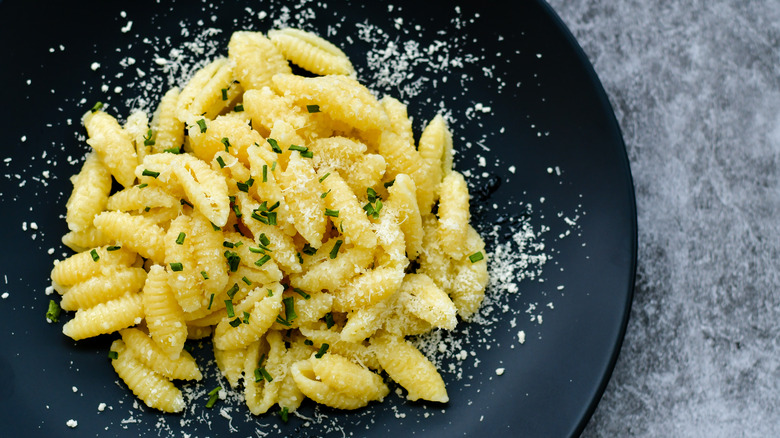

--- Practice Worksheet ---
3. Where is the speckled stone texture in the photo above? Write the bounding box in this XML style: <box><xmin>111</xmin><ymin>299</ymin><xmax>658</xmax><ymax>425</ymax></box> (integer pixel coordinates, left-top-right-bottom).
<box><xmin>545</xmin><ymin>0</ymin><xmax>780</xmax><ymax>436</ymax></box>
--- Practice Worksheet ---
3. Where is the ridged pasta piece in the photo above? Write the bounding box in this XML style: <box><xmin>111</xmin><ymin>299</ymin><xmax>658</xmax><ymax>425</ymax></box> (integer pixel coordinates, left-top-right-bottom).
<box><xmin>437</xmin><ymin>171</ymin><xmax>470</xmax><ymax>259</ymax></box>
<box><xmin>371</xmin><ymin>331</ymin><xmax>448</xmax><ymax>402</ymax></box>
<box><xmin>109</xmin><ymin>339</ymin><xmax>185</xmax><ymax>413</ymax></box>
<box><xmin>309</xmin><ymin>136</ymin><xmax>386</xmax><ymax>194</ymax></box>
<box><xmin>188</xmin><ymin>112</ymin><xmax>263</xmax><ymax>166</ymax></box>
<box><xmin>107</xmin><ymin>185</ymin><xmax>179</xmax><ymax>212</ymax></box>
<box><xmin>93</xmin><ymin>211</ymin><xmax>166</xmax><ymax>263</ymax></box>
<box><xmin>61</xmin><ymin>227</ymin><xmax>110</xmax><ymax>252</ymax></box>
<box><xmin>65</xmin><ymin>152</ymin><xmax>112</xmax><ymax>232</ymax></box>
<box><xmin>270</xmin><ymin>290</ymin><xmax>332</xmax><ymax>330</ymax></box>
<box><xmin>150</xmin><ymin>88</ymin><xmax>185</xmax><ymax>154</ymax></box>
<box><xmin>277</xmin><ymin>151</ymin><xmax>327</xmax><ymax>247</ymax></box>
<box><xmin>387</xmin><ymin>173</ymin><xmax>424</xmax><ymax>259</ymax></box>
<box><xmin>176</xmin><ymin>58</ymin><xmax>232</xmax><ymax>123</ymax></box>
<box><xmin>120</xmin><ymin>327</ymin><xmax>202</xmax><ymax>380</ymax></box>
<box><xmin>331</xmin><ymin>266</ymin><xmax>404</xmax><ymax>312</ymax></box>
<box><xmin>214</xmin><ymin>345</ymin><xmax>249</xmax><ymax>389</ymax></box>
<box><xmin>213</xmin><ymin>283</ymin><xmax>284</xmax><ymax>350</ymax></box>
<box><xmin>83</xmin><ymin>110</ymin><xmax>138</xmax><ymax>188</ymax></box>
<box><xmin>62</xmin><ymin>292</ymin><xmax>143</xmax><ymax>340</ymax></box>
<box><xmin>60</xmin><ymin>267</ymin><xmax>146</xmax><ymax>311</ymax></box>
<box><xmin>244</xmin><ymin>330</ymin><xmax>285</xmax><ymax>415</ymax></box>
<box><xmin>164</xmin><ymin>215</ymin><xmax>205</xmax><ymax>312</ymax></box>
<box><xmin>243</xmin><ymin>87</ymin><xmax>309</xmax><ymax>136</ymax></box>
<box><xmin>311</xmin><ymin>352</ymin><xmax>388</xmax><ymax>401</ymax></box>
<box><xmin>418</xmin><ymin>214</ymin><xmax>452</xmax><ymax>291</ymax></box>
<box><xmin>268</xmin><ymin>28</ymin><xmax>355</xmax><ymax>76</ymax></box>
<box><xmin>272</xmin><ymin>74</ymin><xmax>389</xmax><ymax>132</ymax></box>
<box><xmin>291</xmin><ymin>354</ymin><xmax>387</xmax><ymax>410</ymax></box>
<box><xmin>381</xmin><ymin>293</ymin><xmax>433</xmax><ymax>337</ymax></box>
<box><xmin>340</xmin><ymin>299</ymin><xmax>390</xmax><ymax>343</ymax></box>
<box><xmin>234</xmin><ymin>192</ymin><xmax>301</xmax><ymax>274</ymax></box>
<box><xmin>291</xmin><ymin>239</ymin><xmax>374</xmax><ymax>292</ymax></box>
<box><xmin>372</xmin><ymin>204</ymin><xmax>408</xmax><ymax>267</ymax></box>
<box><xmin>125</xmin><ymin>110</ymin><xmax>151</xmax><ymax>163</ymax></box>
<box><xmin>380</xmin><ymin>96</ymin><xmax>415</xmax><ymax>150</ymax></box>
<box><xmin>189</xmin><ymin>210</ymin><xmax>230</xmax><ymax>299</ymax></box>
<box><xmin>229</xmin><ymin>31</ymin><xmax>291</xmax><ymax>91</ymax></box>
<box><xmin>299</xmin><ymin>324</ymin><xmax>381</xmax><ymax>370</ymax></box>
<box><xmin>51</xmin><ymin>246</ymin><xmax>137</xmax><ymax>287</ymax></box>
<box><xmin>398</xmin><ymin>273</ymin><xmax>457</xmax><ymax>330</ymax></box>
<box><xmin>143</xmin><ymin>265</ymin><xmax>188</xmax><ymax>358</ymax></box>
<box><xmin>319</xmin><ymin>170</ymin><xmax>378</xmax><ymax>250</ymax></box>
<box><xmin>417</xmin><ymin>114</ymin><xmax>452</xmax><ymax>186</ymax></box>
<box><xmin>447</xmin><ymin>225</ymin><xmax>489</xmax><ymax>320</ymax></box>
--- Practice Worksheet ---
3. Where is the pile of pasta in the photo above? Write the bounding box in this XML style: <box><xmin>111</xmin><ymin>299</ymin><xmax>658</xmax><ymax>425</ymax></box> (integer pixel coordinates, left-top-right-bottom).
<box><xmin>50</xmin><ymin>28</ymin><xmax>488</xmax><ymax>416</ymax></box>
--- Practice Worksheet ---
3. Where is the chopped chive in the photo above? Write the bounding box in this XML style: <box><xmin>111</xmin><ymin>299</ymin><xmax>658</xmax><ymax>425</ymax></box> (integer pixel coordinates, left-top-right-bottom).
<box><xmin>201</xmin><ymin>271</ymin><xmax>210</xmax><ymax>280</ymax></box>
<box><xmin>367</xmin><ymin>187</ymin><xmax>379</xmax><ymax>203</ymax></box>
<box><xmin>242</xmin><ymin>276</ymin><xmax>252</xmax><ymax>285</ymax></box>
<box><xmin>329</xmin><ymin>240</ymin><xmax>343</xmax><ymax>259</ymax></box>
<box><xmin>254</xmin><ymin>368</ymin><xmax>263</xmax><ymax>382</ymax></box>
<box><xmin>213</xmin><ymin>155</ymin><xmax>225</xmax><ymax>168</ymax></box>
<box><xmin>363</xmin><ymin>202</ymin><xmax>376</xmax><ymax>217</ymax></box>
<box><xmin>469</xmin><ymin>251</ymin><xmax>485</xmax><ymax>263</ymax></box>
<box><xmin>258</xmin><ymin>233</ymin><xmax>271</xmax><ymax>247</ymax></box>
<box><xmin>46</xmin><ymin>299</ymin><xmax>61</xmax><ymax>322</ymax></box>
<box><xmin>232</xmin><ymin>203</ymin><xmax>242</xmax><ymax>218</ymax></box>
<box><xmin>108</xmin><ymin>350</ymin><xmax>119</xmax><ymax>360</ymax></box>
<box><xmin>321</xmin><ymin>189</ymin><xmax>331</xmax><ymax>199</ymax></box>
<box><xmin>261</xmin><ymin>368</ymin><xmax>273</xmax><ymax>382</ymax></box>
<box><xmin>221</xmin><ymin>88</ymin><xmax>228</xmax><ymax>101</ymax></box>
<box><xmin>256</xmin><ymin>201</ymin><xmax>269</xmax><ymax>212</ymax></box>
<box><xmin>306</xmin><ymin>104</ymin><xmax>320</xmax><ymax>113</ymax></box>
<box><xmin>302</xmin><ymin>244</ymin><xmax>317</xmax><ymax>256</ymax></box>
<box><xmin>275</xmin><ymin>315</ymin><xmax>292</xmax><ymax>327</ymax></box>
<box><xmin>248</xmin><ymin>246</ymin><xmax>264</xmax><ymax>254</ymax></box>
<box><xmin>234</xmin><ymin>104</ymin><xmax>244</xmax><ymax>112</ymax></box>
<box><xmin>297</xmin><ymin>252</ymin><xmax>303</xmax><ymax>264</ymax></box>
<box><xmin>383</xmin><ymin>179</ymin><xmax>395</xmax><ymax>188</ymax></box>
<box><xmin>205</xmin><ymin>387</ymin><xmax>221</xmax><ymax>408</ymax></box>
<box><xmin>251</xmin><ymin>212</ymin><xmax>268</xmax><ymax>224</ymax></box>
<box><xmin>324</xmin><ymin>208</ymin><xmax>339</xmax><ymax>218</ymax></box>
<box><xmin>229</xmin><ymin>317</ymin><xmax>242</xmax><ymax>327</ymax></box>
<box><xmin>142</xmin><ymin>169</ymin><xmax>160</xmax><ymax>178</ymax></box>
<box><xmin>181</xmin><ymin>199</ymin><xmax>194</xmax><ymax>208</ymax></box>
<box><xmin>293</xmin><ymin>288</ymin><xmax>310</xmax><ymax>300</ymax></box>
<box><xmin>143</xmin><ymin>129</ymin><xmax>155</xmax><ymax>146</ymax></box>
<box><xmin>267</xmin><ymin>138</ymin><xmax>282</xmax><ymax>153</ymax></box>
<box><xmin>243</xmin><ymin>311</ymin><xmax>250</xmax><ymax>324</ymax></box>
<box><xmin>301</xmin><ymin>150</ymin><xmax>313</xmax><ymax>159</ymax></box>
<box><xmin>196</xmin><ymin>119</ymin><xmax>207</xmax><ymax>133</ymax></box>
<box><xmin>90</xmin><ymin>249</ymin><xmax>100</xmax><ymax>262</ymax></box>
<box><xmin>288</xmin><ymin>144</ymin><xmax>307</xmax><ymax>152</ymax></box>
<box><xmin>106</xmin><ymin>245</ymin><xmax>121</xmax><ymax>251</ymax></box>
<box><xmin>304</xmin><ymin>339</ymin><xmax>314</xmax><ymax>346</ymax></box>
<box><xmin>267</xmin><ymin>288</ymin><xmax>274</xmax><ymax>297</ymax></box>
<box><xmin>144</xmin><ymin>206</ymin><xmax>151</xmax><ymax>212</ymax></box>
<box><xmin>211</xmin><ymin>222</ymin><xmax>221</xmax><ymax>231</ymax></box>
<box><xmin>266</xmin><ymin>211</ymin><xmax>278</xmax><ymax>226</ymax></box>
<box><xmin>221</xmin><ymin>137</ymin><xmax>231</xmax><ymax>152</ymax></box>
<box><xmin>175</xmin><ymin>232</ymin><xmax>186</xmax><ymax>245</ymax></box>
<box><xmin>271</xmin><ymin>161</ymin><xmax>277</xmax><ymax>171</ymax></box>
<box><xmin>207</xmin><ymin>293</ymin><xmax>215</xmax><ymax>309</ymax></box>
<box><xmin>137</xmin><ymin>183</ymin><xmax>148</xmax><ymax>189</ymax></box>
<box><xmin>324</xmin><ymin>312</ymin><xmax>334</xmax><ymax>329</ymax></box>
<box><xmin>318</xmin><ymin>172</ymin><xmax>330</xmax><ymax>183</ymax></box>
<box><xmin>225</xmin><ymin>300</ymin><xmax>235</xmax><ymax>318</ymax></box>
<box><xmin>223</xmin><ymin>241</ymin><xmax>234</xmax><ymax>248</ymax></box>
<box><xmin>170</xmin><ymin>262</ymin><xmax>183</xmax><ymax>272</ymax></box>
<box><xmin>280</xmin><ymin>406</ymin><xmax>289</xmax><ymax>422</ymax></box>
<box><xmin>374</xmin><ymin>199</ymin><xmax>383</xmax><ymax>215</ymax></box>
<box><xmin>234</xmin><ymin>241</ymin><xmax>243</xmax><ymax>247</ymax></box>
<box><xmin>164</xmin><ymin>146</ymin><xmax>181</xmax><ymax>154</ymax></box>
<box><xmin>224</xmin><ymin>251</ymin><xmax>241</xmax><ymax>271</ymax></box>
<box><xmin>268</xmin><ymin>201</ymin><xmax>280</xmax><ymax>211</ymax></box>
<box><xmin>226</xmin><ymin>283</ymin><xmax>239</xmax><ymax>299</ymax></box>
<box><xmin>237</xmin><ymin>181</ymin><xmax>249</xmax><ymax>192</ymax></box>
<box><xmin>90</xmin><ymin>101</ymin><xmax>104</xmax><ymax>113</ymax></box>
<box><xmin>282</xmin><ymin>296</ymin><xmax>297</xmax><ymax>323</ymax></box>
<box><xmin>255</xmin><ymin>254</ymin><xmax>271</xmax><ymax>267</ymax></box>
<box><xmin>262</xmin><ymin>164</ymin><xmax>268</xmax><ymax>182</ymax></box>
<box><xmin>314</xmin><ymin>343</ymin><xmax>329</xmax><ymax>359</ymax></box>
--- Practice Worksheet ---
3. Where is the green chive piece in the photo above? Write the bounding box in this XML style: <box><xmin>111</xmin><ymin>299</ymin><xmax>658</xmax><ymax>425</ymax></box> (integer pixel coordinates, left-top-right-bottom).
<box><xmin>221</xmin><ymin>137</ymin><xmax>231</xmax><ymax>152</ymax></box>
<box><xmin>201</xmin><ymin>271</ymin><xmax>210</xmax><ymax>280</ymax></box>
<box><xmin>108</xmin><ymin>350</ymin><xmax>119</xmax><ymax>360</ymax></box>
<box><xmin>216</xmin><ymin>156</ymin><xmax>226</xmax><ymax>168</ymax></box>
<box><xmin>142</xmin><ymin>169</ymin><xmax>160</xmax><ymax>178</ymax></box>
<box><xmin>321</xmin><ymin>189</ymin><xmax>331</xmax><ymax>199</ymax></box>
<box><xmin>262</xmin><ymin>368</ymin><xmax>273</xmax><ymax>382</ymax></box>
<box><xmin>306</xmin><ymin>104</ymin><xmax>320</xmax><ymax>113</ymax></box>
<box><xmin>207</xmin><ymin>293</ymin><xmax>215</xmax><ymax>309</ymax></box>
<box><xmin>383</xmin><ymin>179</ymin><xmax>395</xmax><ymax>188</ymax></box>
<box><xmin>267</xmin><ymin>288</ymin><xmax>274</xmax><ymax>297</ymax></box>
<box><xmin>315</xmin><ymin>343</ymin><xmax>329</xmax><ymax>359</ymax></box>
<box><xmin>283</xmin><ymin>296</ymin><xmax>297</xmax><ymax>322</ymax></box>
<box><xmin>318</xmin><ymin>172</ymin><xmax>330</xmax><ymax>183</ymax></box>
<box><xmin>175</xmin><ymin>232</ymin><xmax>186</xmax><ymax>245</ymax></box>
<box><xmin>234</xmin><ymin>104</ymin><xmax>244</xmax><ymax>112</ymax></box>
<box><xmin>170</xmin><ymin>262</ymin><xmax>183</xmax><ymax>272</ymax></box>
<box><xmin>137</xmin><ymin>183</ymin><xmax>148</xmax><ymax>189</ymax></box>
<box><xmin>196</xmin><ymin>119</ymin><xmax>207</xmax><ymax>133</ymax></box>
<box><xmin>90</xmin><ymin>249</ymin><xmax>100</xmax><ymax>262</ymax></box>
<box><xmin>293</xmin><ymin>288</ymin><xmax>310</xmax><ymax>300</ymax></box>
<box><xmin>46</xmin><ymin>299</ymin><xmax>61</xmax><ymax>322</ymax></box>
<box><xmin>143</xmin><ymin>129</ymin><xmax>155</xmax><ymax>146</ymax></box>
<box><xmin>288</xmin><ymin>144</ymin><xmax>307</xmax><ymax>152</ymax></box>
<box><xmin>211</xmin><ymin>222</ymin><xmax>221</xmax><ymax>231</ymax></box>
<box><xmin>304</xmin><ymin>339</ymin><xmax>314</xmax><ymax>346</ymax></box>
<box><xmin>254</xmin><ymin>368</ymin><xmax>263</xmax><ymax>382</ymax></box>
<box><xmin>205</xmin><ymin>387</ymin><xmax>221</xmax><ymax>408</ymax></box>
<box><xmin>90</xmin><ymin>101</ymin><xmax>104</xmax><ymax>113</ymax></box>
<box><xmin>232</xmin><ymin>204</ymin><xmax>242</xmax><ymax>218</ymax></box>
<box><xmin>329</xmin><ymin>240</ymin><xmax>343</xmax><ymax>259</ymax></box>
<box><xmin>243</xmin><ymin>311</ymin><xmax>250</xmax><ymax>324</ymax></box>
<box><xmin>221</xmin><ymin>88</ymin><xmax>228</xmax><ymax>101</ymax></box>
<box><xmin>225</xmin><ymin>300</ymin><xmax>235</xmax><ymax>318</ymax></box>
<box><xmin>255</xmin><ymin>254</ymin><xmax>271</xmax><ymax>267</ymax></box>
<box><xmin>469</xmin><ymin>251</ymin><xmax>485</xmax><ymax>263</ymax></box>
<box><xmin>367</xmin><ymin>187</ymin><xmax>379</xmax><ymax>202</ymax></box>
<box><xmin>259</xmin><ymin>233</ymin><xmax>271</xmax><ymax>247</ymax></box>
<box><xmin>267</xmin><ymin>138</ymin><xmax>282</xmax><ymax>153</ymax></box>
<box><xmin>107</xmin><ymin>245</ymin><xmax>121</xmax><ymax>251</ymax></box>
<box><xmin>302</xmin><ymin>244</ymin><xmax>317</xmax><ymax>256</ymax></box>
<box><xmin>324</xmin><ymin>208</ymin><xmax>339</xmax><ymax>218</ymax></box>
<box><xmin>324</xmin><ymin>312</ymin><xmax>334</xmax><ymax>329</ymax></box>
<box><xmin>229</xmin><ymin>317</ymin><xmax>242</xmax><ymax>327</ymax></box>
<box><xmin>241</xmin><ymin>276</ymin><xmax>252</xmax><ymax>286</ymax></box>
<box><xmin>164</xmin><ymin>146</ymin><xmax>181</xmax><ymax>154</ymax></box>
<box><xmin>271</xmin><ymin>161</ymin><xmax>277</xmax><ymax>171</ymax></box>
<box><xmin>181</xmin><ymin>199</ymin><xmax>194</xmax><ymax>208</ymax></box>
<box><xmin>301</xmin><ymin>150</ymin><xmax>313</xmax><ymax>158</ymax></box>
<box><xmin>224</xmin><ymin>251</ymin><xmax>240</xmax><ymax>271</ymax></box>
<box><xmin>262</xmin><ymin>164</ymin><xmax>268</xmax><ymax>182</ymax></box>
<box><xmin>280</xmin><ymin>407</ymin><xmax>289</xmax><ymax>422</ymax></box>
<box><xmin>226</xmin><ymin>283</ymin><xmax>239</xmax><ymax>299</ymax></box>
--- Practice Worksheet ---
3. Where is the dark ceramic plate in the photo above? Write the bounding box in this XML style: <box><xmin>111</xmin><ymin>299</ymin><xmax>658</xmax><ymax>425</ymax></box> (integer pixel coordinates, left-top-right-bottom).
<box><xmin>0</xmin><ymin>1</ymin><xmax>636</xmax><ymax>437</ymax></box>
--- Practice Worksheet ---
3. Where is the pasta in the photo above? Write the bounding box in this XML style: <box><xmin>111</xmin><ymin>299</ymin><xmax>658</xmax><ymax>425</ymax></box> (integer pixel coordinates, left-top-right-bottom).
<box><xmin>49</xmin><ymin>27</ymin><xmax>490</xmax><ymax>418</ymax></box>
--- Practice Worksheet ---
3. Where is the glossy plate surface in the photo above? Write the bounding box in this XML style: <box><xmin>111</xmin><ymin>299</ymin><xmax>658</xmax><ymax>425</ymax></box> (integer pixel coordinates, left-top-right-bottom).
<box><xmin>0</xmin><ymin>1</ymin><xmax>636</xmax><ymax>437</ymax></box>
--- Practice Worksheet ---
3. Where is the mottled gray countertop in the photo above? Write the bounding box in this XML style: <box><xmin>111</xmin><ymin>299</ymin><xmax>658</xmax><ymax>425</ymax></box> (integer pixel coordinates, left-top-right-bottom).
<box><xmin>544</xmin><ymin>0</ymin><xmax>780</xmax><ymax>436</ymax></box>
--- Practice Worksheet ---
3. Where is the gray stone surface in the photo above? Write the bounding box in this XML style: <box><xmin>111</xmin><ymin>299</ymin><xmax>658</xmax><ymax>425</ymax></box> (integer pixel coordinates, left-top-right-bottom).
<box><xmin>545</xmin><ymin>0</ymin><xmax>780</xmax><ymax>436</ymax></box>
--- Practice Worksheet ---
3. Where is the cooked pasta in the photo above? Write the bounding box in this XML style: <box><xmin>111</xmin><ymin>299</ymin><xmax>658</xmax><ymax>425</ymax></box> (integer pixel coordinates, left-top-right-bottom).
<box><xmin>50</xmin><ymin>27</ymin><xmax>490</xmax><ymax>417</ymax></box>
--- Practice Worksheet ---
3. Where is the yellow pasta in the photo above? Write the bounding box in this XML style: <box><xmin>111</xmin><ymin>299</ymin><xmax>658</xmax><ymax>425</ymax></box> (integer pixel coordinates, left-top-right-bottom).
<box><xmin>51</xmin><ymin>246</ymin><xmax>137</xmax><ymax>287</ymax></box>
<box><xmin>65</xmin><ymin>152</ymin><xmax>112</xmax><ymax>232</ymax></box>
<box><xmin>387</xmin><ymin>173</ymin><xmax>424</xmax><ymax>258</ymax></box>
<box><xmin>110</xmin><ymin>339</ymin><xmax>185</xmax><ymax>413</ymax></box>
<box><xmin>331</xmin><ymin>266</ymin><xmax>404</xmax><ymax>312</ymax></box>
<box><xmin>309</xmin><ymin>136</ymin><xmax>386</xmax><ymax>195</ymax></box>
<box><xmin>143</xmin><ymin>265</ymin><xmax>188</xmax><ymax>358</ymax></box>
<box><xmin>319</xmin><ymin>170</ymin><xmax>377</xmax><ymax>249</ymax></box>
<box><xmin>371</xmin><ymin>331</ymin><xmax>448</xmax><ymax>403</ymax></box>
<box><xmin>60</xmin><ymin>267</ymin><xmax>146</xmax><ymax>311</ymax></box>
<box><xmin>212</xmin><ymin>283</ymin><xmax>284</xmax><ymax>350</ymax></box>
<box><xmin>93</xmin><ymin>211</ymin><xmax>166</xmax><ymax>263</ymax></box>
<box><xmin>269</xmin><ymin>28</ymin><xmax>355</xmax><ymax>76</ymax></box>
<box><xmin>62</xmin><ymin>292</ymin><xmax>143</xmax><ymax>340</ymax></box>
<box><xmin>120</xmin><ymin>327</ymin><xmax>202</xmax><ymax>381</ymax></box>
<box><xmin>437</xmin><ymin>171</ymin><xmax>471</xmax><ymax>259</ymax></box>
<box><xmin>243</xmin><ymin>330</ymin><xmax>285</xmax><ymax>414</ymax></box>
<box><xmin>291</xmin><ymin>353</ymin><xmax>388</xmax><ymax>410</ymax></box>
<box><xmin>213</xmin><ymin>345</ymin><xmax>248</xmax><ymax>389</ymax></box>
<box><xmin>125</xmin><ymin>110</ymin><xmax>152</xmax><ymax>163</ymax></box>
<box><xmin>291</xmin><ymin>238</ymin><xmax>374</xmax><ymax>292</ymax></box>
<box><xmin>164</xmin><ymin>215</ymin><xmax>204</xmax><ymax>312</ymax></box>
<box><xmin>448</xmin><ymin>225</ymin><xmax>489</xmax><ymax>320</ymax></box>
<box><xmin>83</xmin><ymin>110</ymin><xmax>138</xmax><ymax>188</ymax></box>
<box><xmin>277</xmin><ymin>151</ymin><xmax>327</xmax><ymax>246</ymax></box>
<box><xmin>228</xmin><ymin>31</ymin><xmax>291</xmax><ymax>91</ymax></box>
<box><xmin>398</xmin><ymin>273</ymin><xmax>457</xmax><ymax>330</ymax></box>
<box><xmin>61</xmin><ymin>227</ymin><xmax>110</xmax><ymax>253</ymax></box>
<box><xmin>106</xmin><ymin>185</ymin><xmax>179</xmax><ymax>212</ymax></box>
<box><xmin>150</xmin><ymin>87</ymin><xmax>185</xmax><ymax>154</ymax></box>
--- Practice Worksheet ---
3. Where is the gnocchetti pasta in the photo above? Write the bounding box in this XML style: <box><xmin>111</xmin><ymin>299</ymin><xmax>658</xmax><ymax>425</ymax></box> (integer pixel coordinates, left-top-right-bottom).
<box><xmin>49</xmin><ymin>27</ymin><xmax>489</xmax><ymax>417</ymax></box>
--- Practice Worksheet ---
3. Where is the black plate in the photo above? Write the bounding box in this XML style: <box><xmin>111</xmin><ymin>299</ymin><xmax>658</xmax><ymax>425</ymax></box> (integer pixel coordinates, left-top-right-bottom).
<box><xmin>0</xmin><ymin>1</ymin><xmax>636</xmax><ymax>437</ymax></box>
